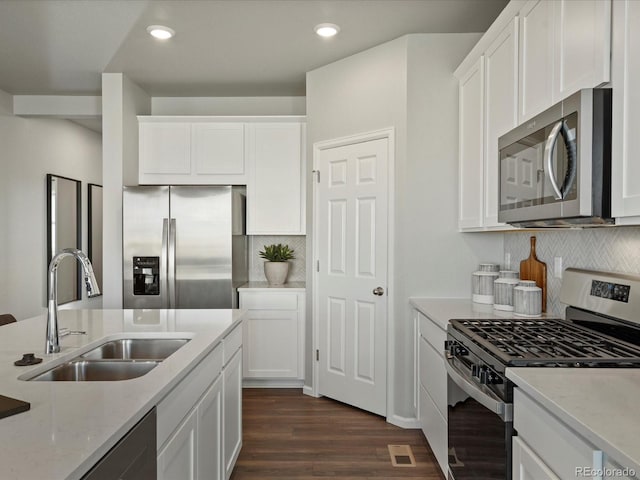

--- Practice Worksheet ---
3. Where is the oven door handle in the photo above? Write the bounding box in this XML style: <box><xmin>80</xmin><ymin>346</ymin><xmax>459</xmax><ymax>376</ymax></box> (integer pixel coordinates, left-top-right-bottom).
<box><xmin>445</xmin><ymin>354</ymin><xmax>513</xmax><ymax>422</ymax></box>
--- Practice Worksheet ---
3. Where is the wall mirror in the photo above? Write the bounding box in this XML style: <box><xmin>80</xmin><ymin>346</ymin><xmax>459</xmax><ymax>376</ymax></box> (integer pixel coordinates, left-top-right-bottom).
<box><xmin>88</xmin><ymin>183</ymin><xmax>103</xmax><ymax>294</ymax></box>
<box><xmin>47</xmin><ymin>174</ymin><xmax>81</xmax><ymax>304</ymax></box>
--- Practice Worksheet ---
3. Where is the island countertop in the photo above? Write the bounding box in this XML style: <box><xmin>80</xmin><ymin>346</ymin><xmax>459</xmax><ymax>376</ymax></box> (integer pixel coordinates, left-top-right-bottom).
<box><xmin>0</xmin><ymin>308</ymin><xmax>245</xmax><ymax>480</ymax></box>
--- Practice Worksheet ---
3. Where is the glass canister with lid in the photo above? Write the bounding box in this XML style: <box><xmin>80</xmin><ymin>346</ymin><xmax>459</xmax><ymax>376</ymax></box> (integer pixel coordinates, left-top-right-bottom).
<box><xmin>472</xmin><ymin>263</ymin><xmax>500</xmax><ymax>304</ymax></box>
<box><xmin>493</xmin><ymin>270</ymin><xmax>520</xmax><ymax>311</ymax></box>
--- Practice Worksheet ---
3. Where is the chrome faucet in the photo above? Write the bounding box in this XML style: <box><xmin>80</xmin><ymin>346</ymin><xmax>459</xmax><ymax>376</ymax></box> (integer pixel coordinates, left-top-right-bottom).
<box><xmin>46</xmin><ymin>248</ymin><xmax>101</xmax><ymax>354</ymax></box>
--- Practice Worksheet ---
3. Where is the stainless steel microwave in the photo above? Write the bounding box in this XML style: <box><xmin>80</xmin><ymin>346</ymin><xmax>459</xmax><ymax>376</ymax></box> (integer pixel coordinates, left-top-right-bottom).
<box><xmin>498</xmin><ymin>89</ymin><xmax>612</xmax><ymax>227</ymax></box>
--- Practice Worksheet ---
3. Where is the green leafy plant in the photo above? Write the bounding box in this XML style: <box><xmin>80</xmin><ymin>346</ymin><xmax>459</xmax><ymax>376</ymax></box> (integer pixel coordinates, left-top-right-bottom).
<box><xmin>259</xmin><ymin>243</ymin><xmax>295</xmax><ymax>262</ymax></box>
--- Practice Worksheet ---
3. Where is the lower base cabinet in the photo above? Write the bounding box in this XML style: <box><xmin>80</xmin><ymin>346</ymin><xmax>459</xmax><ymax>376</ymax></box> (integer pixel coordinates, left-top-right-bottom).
<box><xmin>157</xmin><ymin>324</ymin><xmax>242</xmax><ymax>480</ymax></box>
<box><xmin>512</xmin><ymin>436</ymin><xmax>560</xmax><ymax>480</ymax></box>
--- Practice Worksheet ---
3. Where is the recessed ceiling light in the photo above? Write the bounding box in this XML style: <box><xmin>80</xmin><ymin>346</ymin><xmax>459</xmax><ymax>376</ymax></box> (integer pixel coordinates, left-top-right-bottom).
<box><xmin>147</xmin><ymin>25</ymin><xmax>175</xmax><ymax>40</ymax></box>
<box><xmin>314</xmin><ymin>23</ymin><xmax>340</xmax><ymax>38</ymax></box>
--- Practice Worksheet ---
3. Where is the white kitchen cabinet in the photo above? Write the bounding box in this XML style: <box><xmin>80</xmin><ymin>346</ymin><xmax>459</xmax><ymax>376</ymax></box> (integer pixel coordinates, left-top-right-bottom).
<box><xmin>240</xmin><ymin>290</ymin><xmax>305</xmax><ymax>383</ymax></box>
<box><xmin>513</xmin><ymin>388</ymin><xmax>606</xmax><ymax>480</ymax></box>
<box><xmin>519</xmin><ymin>0</ymin><xmax>610</xmax><ymax>123</ymax></box>
<box><xmin>612</xmin><ymin>0</ymin><xmax>640</xmax><ymax>223</ymax></box>
<box><xmin>247</xmin><ymin>122</ymin><xmax>306</xmax><ymax>235</ymax></box>
<box><xmin>518</xmin><ymin>0</ymin><xmax>554</xmax><ymax>123</ymax></box>
<box><xmin>414</xmin><ymin>308</ymin><xmax>448</xmax><ymax>476</ymax></box>
<box><xmin>484</xmin><ymin>18</ymin><xmax>519</xmax><ymax>228</ymax></box>
<box><xmin>138</xmin><ymin>118</ymin><xmax>247</xmax><ymax>185</ymax></box>
<box><xmin>157</xmin><ymin>324</ymin><xmax>242</xmax><ymax>480</ymax></box>
<box><xmin>458</xmin><ymin>56</ymin><xmax>485</xmax><ymax>231</ymax></box>
<box><xmin>223</xmin><ymin>348</ymin><xmax>242</xmax><ymax>480</ymax></box>
<box><xmin>158</xmin><ymin>408</ymin><xmax>198</xmax><ymax>480</ymax></box>
<box><xmin>513</xmin><ymin>436</ymin><xmax>560</xmax><ymax>480</ymax></box>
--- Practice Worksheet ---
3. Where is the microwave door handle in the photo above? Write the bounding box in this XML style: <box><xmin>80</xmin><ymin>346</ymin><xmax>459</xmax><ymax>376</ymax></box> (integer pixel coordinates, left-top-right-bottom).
<box><xmin>544</xmin><ymin>120</ymin><xmax>565</xmax><ymax>200</ymax></box>
<box><xmin>559</xmin><ymin>122</ymin><xmax>578</xmax><ymax>198</ymax></box>
<box><xmin>445</xmin><ymin>354</ymin><xmax>512</xmax><ymax>422</ymax></box>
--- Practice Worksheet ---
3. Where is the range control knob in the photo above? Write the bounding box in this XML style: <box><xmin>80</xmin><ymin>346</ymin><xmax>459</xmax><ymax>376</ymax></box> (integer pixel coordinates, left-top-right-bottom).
<box><xmin>449</xmin><ymin>343</ymin><xmax>469</xmax><ymax>357</ymax></box>
<box><xmin>479</xmin><ymin>368</ymin><xmax>501</xmax><ymax>385</ymax></box>
<box><xmin>471</xmin><ymin>364</ymin><xmax>481</xmax><ymax>378</ymax></box>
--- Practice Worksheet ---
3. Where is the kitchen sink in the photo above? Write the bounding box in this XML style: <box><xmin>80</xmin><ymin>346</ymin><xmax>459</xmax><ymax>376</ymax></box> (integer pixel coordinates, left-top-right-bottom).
<box><xmin>29</xmin><ymin>360</ymin><xmax>160</xmax><ymax>382</ymax></box>
<box><xmin>79</xmin><ymin>338</ymin><xmax>190</xmax><ymax>361</ymax></box>
<box><xmin>25</xmin><ymin>337</ymin><xmax>191</xmax><ymax>382</ymax></box>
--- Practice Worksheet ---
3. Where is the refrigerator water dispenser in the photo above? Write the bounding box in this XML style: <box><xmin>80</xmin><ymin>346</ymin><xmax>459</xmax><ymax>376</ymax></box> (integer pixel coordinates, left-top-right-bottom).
<box><xmin>133</xmin><ymin>257</ymin><xmax>160</xmax><ymax>295</ymax></box>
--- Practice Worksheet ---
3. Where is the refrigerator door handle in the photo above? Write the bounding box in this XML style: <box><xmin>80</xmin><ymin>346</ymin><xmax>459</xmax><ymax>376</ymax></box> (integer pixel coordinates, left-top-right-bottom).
<box><xmin>168</xmin><ymin>218</ymin><xmax>177</xmax><ymax>308</ymax></box>
<box><xmin>161</xmin><ymin>218</ymin><xmax>169</xmax><ymax>309</ymax></box>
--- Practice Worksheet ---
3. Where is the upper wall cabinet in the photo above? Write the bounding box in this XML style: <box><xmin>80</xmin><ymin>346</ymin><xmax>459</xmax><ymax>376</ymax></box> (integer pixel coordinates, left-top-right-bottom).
<box><xmin>456</xmin><ymin>0</ymin><xmax>611</xmax><ymax>231</ymax></box>
<box><xmin>519</xmin><ymin>0</ymin><xmax>611</xmax><ymax>123</ymax></box>
<box><xmin>139</xmin><ymin>118</ymin><xmax>247</xmax><ymax>185</ymax></box>
<box><xmin>247</xmin><ymin>122</ymin><xmax>306</xmax><ymax>235</ymax></box>
<box><xmin>612</xmin><ymin>0</ymin><xmax>640</xmax><ymax>223</ymax></box>
<box><xmin>458</xmin><ymin>20</ymin><xmax>518</xmax><ymax>231</ymax></box>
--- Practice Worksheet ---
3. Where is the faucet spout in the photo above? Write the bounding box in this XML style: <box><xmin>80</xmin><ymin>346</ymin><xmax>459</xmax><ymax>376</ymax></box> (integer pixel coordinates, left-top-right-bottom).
<box><xmin>46</xmin><ymin>248</ymin><xmax>100</xmax><ymax>354</ymax></box>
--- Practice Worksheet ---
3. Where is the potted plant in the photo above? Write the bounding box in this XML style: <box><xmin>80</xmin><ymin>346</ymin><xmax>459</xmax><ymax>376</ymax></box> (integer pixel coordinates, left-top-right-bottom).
<box><xmin>259</xmin><ymin>243</ymin><xmax>295</xmax><ymax>285</ymax></box>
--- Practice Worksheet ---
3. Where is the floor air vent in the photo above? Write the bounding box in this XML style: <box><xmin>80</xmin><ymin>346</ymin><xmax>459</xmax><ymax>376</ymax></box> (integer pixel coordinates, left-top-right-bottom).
<box><xmin>388</xmin><ymin>444</ymin><xmax>416</xmax><ymax>467</ymax></box>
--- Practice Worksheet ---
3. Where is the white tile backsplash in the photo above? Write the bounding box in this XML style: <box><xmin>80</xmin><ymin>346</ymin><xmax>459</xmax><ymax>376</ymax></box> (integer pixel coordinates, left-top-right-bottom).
<box><xmin>248</xmin><ymin>236</ymin><xmax>306</xmax><ymax>282</ymax></box>
<box><xmin>504</xmin><ymin>227</ymin><xmax>640</xmax><ymax>315</ymax></box>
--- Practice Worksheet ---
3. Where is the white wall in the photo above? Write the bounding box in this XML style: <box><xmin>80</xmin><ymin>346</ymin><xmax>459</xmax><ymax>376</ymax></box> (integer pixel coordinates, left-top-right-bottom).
<box><xmin>101</xmin><ymin>74</ymin><xmax>151</xmax><ymax>308</ymax></box>
<box><xmin>0</xmin><ymin>88</ymin><xmax>102</xmax><ymax>320</ymax></box>
<box><xmin>151</xmin><ymin>96</ymin><xmax>306</xmax><ymax>116</ymax></box>
<box><xmin>306</xmin><ymin>34</ymin><xmax>504</xmax><ymax>422</ymax></box>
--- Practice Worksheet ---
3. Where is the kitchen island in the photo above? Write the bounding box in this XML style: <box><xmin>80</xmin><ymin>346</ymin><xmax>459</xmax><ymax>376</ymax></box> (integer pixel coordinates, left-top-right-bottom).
<box><xmin>0</xmin><ymin>308</ymin><xmax>244</xmax><ymax>480</ymax></box>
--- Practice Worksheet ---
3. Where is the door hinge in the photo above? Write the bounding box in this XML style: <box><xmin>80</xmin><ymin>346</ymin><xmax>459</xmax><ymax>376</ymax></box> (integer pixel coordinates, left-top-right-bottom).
<box><xmin>313</xmin><ymin>170</ymin><xmax>320</xmax><ymax>183</ymax></box>
<box><xmin>316</xmin><ymin>260</ymin><xmax>320</xmax><ymax>272</ymax></box>
<box><xmin>316</xmin><ymin>349</ymin><xmax>319</xmax><ymax>361</ymax></box>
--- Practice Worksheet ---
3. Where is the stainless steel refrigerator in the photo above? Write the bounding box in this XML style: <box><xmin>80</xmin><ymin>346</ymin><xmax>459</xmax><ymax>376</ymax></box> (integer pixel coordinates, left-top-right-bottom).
<box><xmin>123</xmin><ymin>186</ymin><xmax>248</xmax><ymax>309</ymax></box>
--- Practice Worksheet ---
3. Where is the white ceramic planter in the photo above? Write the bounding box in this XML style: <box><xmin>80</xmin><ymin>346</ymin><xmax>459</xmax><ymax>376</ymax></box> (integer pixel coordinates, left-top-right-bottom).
<box><xmin>264</xmin><ymin>261</ymin><xmax>289</xmax><ymax>285</ymax></box>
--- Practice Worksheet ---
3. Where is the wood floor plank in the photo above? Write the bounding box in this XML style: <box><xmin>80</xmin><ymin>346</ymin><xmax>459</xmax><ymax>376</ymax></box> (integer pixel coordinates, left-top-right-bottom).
<box><xmin>230</xmin><ymin>389</ymin><xmax>444</xmax><ymax>480</ymax></box>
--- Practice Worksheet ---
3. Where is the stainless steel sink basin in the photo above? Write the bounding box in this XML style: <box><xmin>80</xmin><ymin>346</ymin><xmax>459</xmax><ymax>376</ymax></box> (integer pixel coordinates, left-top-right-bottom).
<box><xmin>80</xmin><ymin>338</ymin><xmax>190</xmax><ymax>361</ymax></box>
<box><xmin>29</xmin><ymin>360</ymin><xmax>160</xmax><ymax>382</ymax></box>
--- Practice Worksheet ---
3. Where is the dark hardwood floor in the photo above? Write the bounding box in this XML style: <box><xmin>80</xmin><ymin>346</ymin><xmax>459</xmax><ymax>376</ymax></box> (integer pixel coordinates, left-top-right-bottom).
<box><xmin>230</xmin><ymin>389</ymin><xmax>444</xmax><ymax>480</ymax></box>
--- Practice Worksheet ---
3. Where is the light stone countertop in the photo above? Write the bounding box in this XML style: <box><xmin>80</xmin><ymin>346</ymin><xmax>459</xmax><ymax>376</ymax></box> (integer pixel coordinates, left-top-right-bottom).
<box><xmin>409</xmin><ymin>297</ymin><xmax>559</xmax><ymax>331</ymax></box>
<box><xmin>507</xmin><ymin>368</ymin><xmax>640</xmax><ymax>476</ymax></box>
<box><xmin>0</xmin><ymin>308</ymin><xmax>245</xmax><ymax>480</ymax></box>
<box><xmin>238</xmin><ymin>281</ymin><xmax>306</xmax><ymax>291</ymax></box>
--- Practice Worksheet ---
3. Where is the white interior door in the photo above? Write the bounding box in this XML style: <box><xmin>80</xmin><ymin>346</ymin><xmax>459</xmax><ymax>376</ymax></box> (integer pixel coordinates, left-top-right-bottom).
<box><xmin>316</xmin><ymin>136</ymin><xmax>389</xmax><ymax>417</ymax></box>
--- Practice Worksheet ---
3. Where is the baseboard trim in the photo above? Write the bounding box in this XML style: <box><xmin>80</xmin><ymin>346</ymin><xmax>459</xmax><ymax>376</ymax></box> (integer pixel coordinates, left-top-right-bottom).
<box><xmin>242</xmin><ymin>378</ymin><xmax>305</xmax><ymax>388</ymax></box>
<box><xmin>302</xmin><ymin>385</ymin><xmax>317</xmax><ymax>397</ymax></box>
<box><xmin>387</xmin><ymin>414</ymin><xmax>421</xmax><ymax>429</ymax></box>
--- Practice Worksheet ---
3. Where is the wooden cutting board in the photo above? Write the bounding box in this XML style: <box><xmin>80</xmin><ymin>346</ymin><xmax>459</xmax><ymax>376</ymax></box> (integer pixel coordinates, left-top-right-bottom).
<box><xmin>520</xmin><ymin>236</ymin><xmax>547</xmax><ymax>313</ymax></box>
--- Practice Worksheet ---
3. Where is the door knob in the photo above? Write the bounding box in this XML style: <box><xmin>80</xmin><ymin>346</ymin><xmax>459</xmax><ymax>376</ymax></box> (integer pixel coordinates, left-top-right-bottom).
<box><xmin>373</xmin><ymin>287</ymin><xmax>385</xmax><ymax>296</ymax></box>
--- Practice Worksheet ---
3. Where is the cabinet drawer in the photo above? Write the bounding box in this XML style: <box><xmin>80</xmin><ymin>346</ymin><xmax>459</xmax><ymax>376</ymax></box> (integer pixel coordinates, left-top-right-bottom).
<box><xmin>514</xmin><ymin>388</ymin><xmax>600</xmax><ymax>480</ymax></box>
<box><xmin>223</xmin><ymin>325</ymin><xmax>242</xmax><ymax>365</ymax></box>
<box><xmin>157</xmin><ymin>345</ymin><xmax>223</xmax><ymax>449</ymax></box>
<box><xmin>240</xmin><ymin>292</ymin><xmax>298</xmax><ymax>310</ymax></box>
<box><xmin>418</xmin><ymin>311</ymin><xmax>446</xmax><ymax>354</ymax></box>
<box><xmin>419</xmin><ymin>384</ymin><xmax>448</xmax><ymax>477</ymax></box>
<box><xmin>419</xmin><ymin>335</ymin><xmax>447</xmax><ymax>417</ymax></box>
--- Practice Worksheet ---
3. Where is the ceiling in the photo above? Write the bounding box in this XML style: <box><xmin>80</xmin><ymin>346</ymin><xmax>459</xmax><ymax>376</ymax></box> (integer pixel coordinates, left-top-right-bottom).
<box><xmin>0</xmin><ymin>0</ymin><xmax>508</xmax><ymax>98</ymax></box>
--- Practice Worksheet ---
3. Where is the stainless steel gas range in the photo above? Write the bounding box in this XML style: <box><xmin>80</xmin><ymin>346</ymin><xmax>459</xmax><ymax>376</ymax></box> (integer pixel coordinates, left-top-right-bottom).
<box><xmin>446</xmin><ymin>268</ymin><xmax>640</xmax><ymax>480</ymax></box>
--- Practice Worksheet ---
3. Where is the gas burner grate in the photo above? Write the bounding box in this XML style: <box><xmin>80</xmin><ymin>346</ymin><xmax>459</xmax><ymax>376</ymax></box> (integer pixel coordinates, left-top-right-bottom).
<box><xmin>450</xmin><ymin>318</ymin><xmax>640</xmax><ymax>366</ymax></box>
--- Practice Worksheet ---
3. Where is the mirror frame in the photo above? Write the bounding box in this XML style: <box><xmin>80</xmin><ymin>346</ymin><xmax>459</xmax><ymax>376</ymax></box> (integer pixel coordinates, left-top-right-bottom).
<box><xmin>46</xmin><ymin>174</ymin><xmax>82</xmax><ymax>303</ymax></box>
<box><xmin>87</xmin><ymin>183</ymin><xmax>103</xmax><ymax>295</ymax></box>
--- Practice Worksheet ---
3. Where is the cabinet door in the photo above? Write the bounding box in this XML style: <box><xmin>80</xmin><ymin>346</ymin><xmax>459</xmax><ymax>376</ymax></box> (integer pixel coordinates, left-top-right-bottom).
<box><xmin>553</xmin><ymin>0</ymin><xmax>611</xmax><ymax>100</ymax></box>
<box><xmin>458</xmin><ymin>56</ymin><xmax>485</xmax><ymax>230</ymax></box>
<box><xmin>243</xmin><ymin>309</ymin><xmax>300</xmax><ymax>378</ymax></box>
<box><xmin>484</xmin><ymin>19</ymin><xmax>518</xmax><ymax>228</ymax></box>
<box><xmin>513</xmin><ymin>437</ymin><xmax>560</xmax><ymax>480</ymax></box>
<box><xmin>198</xmin><ymin>375</ymin><xmax>223</xmax><ymax>480</ymax></box>
<box><xmin>247</xmin><ymin>123</ymin><xmax>305</xmax><ymax>234</ymax></box>
<box><xmin>612</xmin><ymin>0</ymin><xmax>640</xmax><ymax>221</ymax></box>
<box><xmin>158</xmin><ymin>408</ymin><xmax>197</xmax><ymax>480</ymax></box>
<box><xmin>139</xmin><ymin>122</ymin><xmax>191</xmax><ymax>176</ymax></box>
<box><xmin>223</xmin><ymin>349</ymin><xmax>242</xmax><ymax>480</ymax></box>
<box><xmin>192</xmin><ymin>123</ymin><xmax>245</xmax><ymax>175</ymax></box>
<box><xmin>519</xmin><ymin>0</ymin><xmax>554</xmax><ymax>122</ymax></box>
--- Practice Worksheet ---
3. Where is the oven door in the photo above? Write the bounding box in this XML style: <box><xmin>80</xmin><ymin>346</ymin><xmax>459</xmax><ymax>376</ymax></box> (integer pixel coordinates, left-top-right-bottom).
<box><xmin>446</xmin><ymin>355</ymin><xmax>513</xmax><ymax>480</ymax></box>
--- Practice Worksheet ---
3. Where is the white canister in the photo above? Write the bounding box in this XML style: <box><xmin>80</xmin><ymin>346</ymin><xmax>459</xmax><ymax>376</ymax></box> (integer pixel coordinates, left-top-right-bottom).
<box><xmin>472</xmin><ymin>265</ymin><xmax>500</xmax><ymax>304</ymax></box>
<box><xmin>493</xmin><ymin>270</ymin><xmax>520</xmax><ymax>311</ymax></box>
<box><xmin>514</xmin><ymin>280</ymin><xmax>542</xmax><ymax>317</ymax></box>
